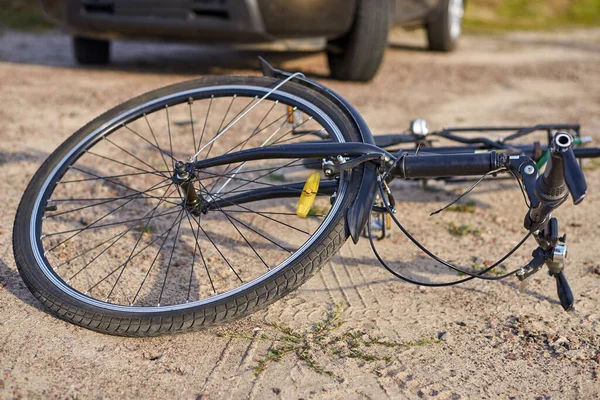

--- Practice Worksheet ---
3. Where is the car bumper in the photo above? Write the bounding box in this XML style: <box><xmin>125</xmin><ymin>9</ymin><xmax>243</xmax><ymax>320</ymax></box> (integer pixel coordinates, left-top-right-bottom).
<box><xmin>42</xmin><ymin>0</ymin><xmax>356</xmax><ymax>43</ymax></box>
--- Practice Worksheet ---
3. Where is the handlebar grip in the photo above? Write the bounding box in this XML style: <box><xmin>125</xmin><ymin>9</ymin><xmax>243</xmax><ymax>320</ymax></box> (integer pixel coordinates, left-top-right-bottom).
<box><xmin>540</xmin><ymin>132</ymin><xmax>587</xmax><ymax>204</ymax></box>
<box><xmin>551</xmin><ymin>271</ymin><xmax>574</xmax><ymax>311</ymax></box>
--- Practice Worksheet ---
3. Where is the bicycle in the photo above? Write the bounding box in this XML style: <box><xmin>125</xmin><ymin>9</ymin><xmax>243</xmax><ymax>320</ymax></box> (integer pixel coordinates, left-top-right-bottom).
<box><xmin>13</xmin><ymin>58</ymin><xmax>598</xmax><ymax>336</ymax></box>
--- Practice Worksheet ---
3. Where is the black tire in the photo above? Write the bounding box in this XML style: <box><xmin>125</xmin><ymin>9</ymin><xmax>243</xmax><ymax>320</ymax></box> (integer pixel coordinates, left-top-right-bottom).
<box><xmin>13</xmin><ymin>76</ymin><xmax>366</xmax><ymax>336</ymax></box>
<box><xmin>427</xmin><ymin>0</ymin><xmax>464</xmax><ymax>52</ymax></box>
<box><xmin>326</xmin><ymin>0</ymin><xmax>391</xmax><ymax>82</ymax></box>
<box><xmin>73</xmin><ymin>36</ymin><xmax>110</xmax><ymax>65</ymax></box>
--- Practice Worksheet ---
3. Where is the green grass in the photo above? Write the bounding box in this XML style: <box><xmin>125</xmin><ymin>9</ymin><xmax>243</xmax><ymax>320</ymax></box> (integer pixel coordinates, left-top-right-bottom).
<box><xmin>221</xmin><ymin>302</ymin><xmax>441</xmax><ymax>378</ymax></box>
<box><xmin>0</xmin><ymin>0</ymin><xmax>55</xmax><ymax>31</ymax></box>
<box><xmin>464</xmin><ymin>0</ymin><xmax>600</xmax><ymax>32</ymax></box>
<box><xmin>266</xmin><ymin>173</ymin><xmax>286</xmax><ymax>182</ymax></box>
<box><xmin>457</xmin><ymin>261</ymin><xmax>505</xmax><ymax>276</ymax></box>
<box><xmin>446</xmin><ymin>201</ymin><xmax>476</xmax><ymax>213</ymax></box>
<box><xmin>447</xmin><ymin>221</ymin><xmax>481</xmax><ymax>236</ymax></box>
<box><xmin>134</xmin><ymin>225</ymin><xmax>154</xmax><ymax>234</ymax></box>
<box><xmin>582</xmin><ymin>159</ymin><xmax>600</xmax><ymax>171</ymax></box>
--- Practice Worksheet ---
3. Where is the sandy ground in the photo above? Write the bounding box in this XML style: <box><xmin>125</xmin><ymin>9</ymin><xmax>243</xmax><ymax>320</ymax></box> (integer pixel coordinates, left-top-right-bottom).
<box><xmin>1</xmin><ymin>27</ymin><xmax>600</xmax><ymax>399</ymax></box>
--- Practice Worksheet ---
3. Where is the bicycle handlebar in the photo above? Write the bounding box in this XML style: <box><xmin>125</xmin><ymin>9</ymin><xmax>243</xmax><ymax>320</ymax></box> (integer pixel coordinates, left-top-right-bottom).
<box><xmin>393</xmin><ymin>151</ymin><xmax>507</xmax><ymax>179</ymax></box>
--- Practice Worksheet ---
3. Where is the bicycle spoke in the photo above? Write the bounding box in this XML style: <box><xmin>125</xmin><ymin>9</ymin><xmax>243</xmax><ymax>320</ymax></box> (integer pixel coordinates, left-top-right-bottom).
<box><xmin>157</xmin><ymin>205</ymin><xmax>185</xmax><ymax>306</ymax></box>
<box><xmin>69</xmin><ymin>166</ymin><xmax>170</xmax><ymax>200</ymax></box>
<box><xmin>198</xmin><ymin>168</ymin><xmax>328</xmax><ymax>198</ymax></box>
<box><xmin>188</xmin><ymin>99</ymin><xmax>197</xmax><ymax>154</ymax></box>
<box><xmin>45</xmin><ymin>182</ymin><xmax>177</xmax><ymax>218</ymax></box>
<box><xmin>166</xmin><ymin>105</ymin><xmax>175</xmax><ymax>169</ymax></box>
<box><xmin>182</xmin><ymin>209</ymin><xmax>216</xmax><ymax>299</ymax></box>
<box><xmin>42</xmin><ymin>178</ymin><xmax>175</xmax><ymax>252</ymax></box>
<box><xmin>197</xmin><ymin>95</ymin><xmax>213</xmax><ymax>152</ymax></box>
<box><xmin>212</xmin><ymin>112</ymin><xmax>292</xmax><ymax>195</ymax></box>
<box><xmin>102</xmin><ymin>136</ymin><xmax>169</xmax><ymax>179</ymax></box>
<box><xmin>203</xmin><ymin>190</ymin><xmax>312</xmax><ymax>236</ymax></box>
<box><xmin>59</xmin><ymin>170</ymin><xmax>170</xmax><ymax>184</ymax></box>
<box><xmin>105</xmin><ymin>182</ymin><xmax>176</xmax><ymax>301</ymax></box>
<box><xmin>195</xmin><ymin>159</ymin><xmax>319</xmax><ymax>178</ymax></box>
<box><xmin>144</xmin><ymin>113</ymin><xmax>174</xmax><ymax>173</ymax></box>
<box><xmin>219</xmin><ymin>210</ymin><xmax>293</xmax><ymax>254</ymax></box>
<box><xmin>203</xmin><ymin>95</ymin><xmax>238</xmax><ymax>160</ymax></box>
<box><xmin>206</xmin><ymin>101</ymin><xmax>282</xmax><ymax>192</ymax></box>
<box><xmin>44</xmin><ymin>207</ymin><xmax>181</xmax><ymax>237</ymax></box>
<box><xmin>85</xmin><ymin>150</ymin><xmax>164</xmax><ymax>178</ymax></box>
<box><xmin>130</xmin><ymin>209</ymin><xmax>185</xmax><ymax>305</ymax></box>
<box><xmin>65</xmin><ymin>195</ymin><xmax>176</xmax><ymax>283</ymax></box>
<box><xmin>201</xmin><ymin>183</ymin><xmax>271</xmax><ymax>270</ymax></box>
<box><xmin>122</xmin><ymin>123</ymin><xmax>176</xmax><ymax>170</ymax></box>
<box><xmin>86</xmin><ymin>210</ymin><xmax>184</xmax><ymax>296</ymax></box>
<box><xmin>189</xmin><ymin>212</ymin><xmax>243</xmax><ymax>285</ymax></box>
<box><xmin>223</xmin><ymin>209</ymin><xmax>325</xmax><ymax>218</ymax></box>
<box><xmin>270</xmin><ymin>128</ymin><xmax>327</xmax><ymax>145</ymax></box>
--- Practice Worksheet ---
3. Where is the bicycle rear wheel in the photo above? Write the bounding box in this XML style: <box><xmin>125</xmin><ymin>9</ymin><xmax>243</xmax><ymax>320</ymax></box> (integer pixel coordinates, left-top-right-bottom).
<box><xmin>13</xmin><ymin>76</ymin><xmax>365</xmax><ymax>336</ymax></box>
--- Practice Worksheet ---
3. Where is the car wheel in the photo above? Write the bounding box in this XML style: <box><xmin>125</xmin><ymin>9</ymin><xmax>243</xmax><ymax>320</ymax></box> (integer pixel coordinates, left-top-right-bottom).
<box><xmin>73</xmin><ymin>36</ymin><xmax>111</xmax><ymax>65</ymax></box>
<box><xmin>326</xmin><ymin>0</ymin><xmax>391</xmax><ymax>82</ymax></box>
<box><xmin>427</xmin><ymin>0</ymin><xmax>464</xmax><ymax>52</ymax></box>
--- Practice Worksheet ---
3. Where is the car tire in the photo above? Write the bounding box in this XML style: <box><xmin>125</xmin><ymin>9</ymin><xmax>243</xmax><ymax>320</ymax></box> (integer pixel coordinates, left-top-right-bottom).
<box><xmin>73</xmin><ymin>36</ymin><xmax>111</xmax><ymax>65</ymax></box>
<box><xmin>326</xmin><ymin>0</ymin><xmax>390</xmax><ymax>82</ymax></box>
<box><xmin>427</xmin><ymin>0</ymin><xmax>464</xmax><ymax>52</ymax></box>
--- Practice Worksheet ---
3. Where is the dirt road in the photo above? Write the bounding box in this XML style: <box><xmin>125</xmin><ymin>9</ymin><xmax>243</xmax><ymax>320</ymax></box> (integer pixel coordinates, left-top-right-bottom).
<box><xmin>1</xmin><ymin>28</ymin><xmax>600</xmax><ymax>399</ymax></box>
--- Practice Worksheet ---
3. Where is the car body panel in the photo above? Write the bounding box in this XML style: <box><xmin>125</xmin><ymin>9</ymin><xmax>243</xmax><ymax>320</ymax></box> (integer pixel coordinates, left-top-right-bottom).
<box><xmin>42</xmin><ymin>0</ymin><xmax>445</xmax><ymax>43</ymax></box>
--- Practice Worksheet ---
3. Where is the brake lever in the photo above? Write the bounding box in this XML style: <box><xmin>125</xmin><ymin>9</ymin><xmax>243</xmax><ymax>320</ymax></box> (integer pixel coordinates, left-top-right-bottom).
<box><xmin>515</xmin><ymin>248</ymin><xmax>546</xmax><ymax>294</ymax></box>
<box><xmin>555</xmin><ymin>143</ymin><xmax>587</xmax><ymax>204</ymax></box>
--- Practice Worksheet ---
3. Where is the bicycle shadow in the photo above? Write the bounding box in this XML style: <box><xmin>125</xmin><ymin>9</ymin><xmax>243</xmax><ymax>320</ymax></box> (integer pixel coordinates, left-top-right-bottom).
<box><xmin>0</xmin><ymin>257</ymin><xmax>46</xmax><ymax>311</ymax></box>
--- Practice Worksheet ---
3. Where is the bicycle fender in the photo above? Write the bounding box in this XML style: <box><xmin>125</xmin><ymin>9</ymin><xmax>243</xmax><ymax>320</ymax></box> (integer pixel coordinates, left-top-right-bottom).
<box><xmin>259</xmin><ymin>57</ymin><xmax>378</xmax><ymax>243</ymax></box>
<box><xmin>258</xmin><ymin>57</ymin><xmax>376</xmax><ymax>146</ymax></box>
<box><xmin>346</xmin><ymin>163</ymin><xmax>379</xmax><ymax>244</ymax></box>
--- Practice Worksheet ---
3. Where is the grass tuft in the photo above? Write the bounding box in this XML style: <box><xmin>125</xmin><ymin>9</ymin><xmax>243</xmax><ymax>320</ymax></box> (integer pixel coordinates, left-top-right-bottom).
<box><xmin>446</xmin><ymin>202</ymin><xmax>476</xmax><ymax>213</ymax></box>
<box><xmin>222</xmin><ymin>302</ymin><xmax>442</xmax><ymax>378</ymax></box>
<box><xmin>447</xmin><ymin>222</ymin><xmax>481</xmax><ymax>236</ymax></box>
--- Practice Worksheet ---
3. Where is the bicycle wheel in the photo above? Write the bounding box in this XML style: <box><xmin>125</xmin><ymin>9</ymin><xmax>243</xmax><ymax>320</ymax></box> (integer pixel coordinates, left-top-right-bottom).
<box><xmin>13</xmin><ymin>76</ymin><xmax>365</xmax><ymax>336</ymax></box>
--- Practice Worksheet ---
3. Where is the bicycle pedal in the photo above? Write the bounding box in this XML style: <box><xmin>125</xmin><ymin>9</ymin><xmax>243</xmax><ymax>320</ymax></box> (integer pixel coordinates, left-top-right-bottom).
<box><xmin>296</xmin><ymin>172</ymin><xmax>320</xmax><ymax>218</ymax></box>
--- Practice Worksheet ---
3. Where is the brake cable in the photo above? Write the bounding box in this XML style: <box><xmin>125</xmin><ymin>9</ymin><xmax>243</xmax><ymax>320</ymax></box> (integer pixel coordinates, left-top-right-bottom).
<box><xmin>369</xmin><ymin>176</ymin><xmax>533</xmax><ymax>286</ymax></box>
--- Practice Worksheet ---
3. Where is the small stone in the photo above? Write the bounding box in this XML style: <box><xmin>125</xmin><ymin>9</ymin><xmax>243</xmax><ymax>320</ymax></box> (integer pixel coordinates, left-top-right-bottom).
<box><xmin>565</xmin><ymin>350</ymin><xmax>584</xmax><ymax>359</ymax></box>
<box><xmin>550</xmin><ymin>336</ymin><xmax>569</xmax><ymax>347</ymax></box>
<box><xmin>438</xmin><ymin>332</ymin><xmax>448</xmax><ymax>341</ymax></box>
<box><xmin>143</xmin><ymin>352</ymin><xmax>163</xmax><ymax>361</ymax></box>
<box><xmin>272</xmin><ymin>388</ymin><xmax>281</xmax><ymax>395</ymax></box>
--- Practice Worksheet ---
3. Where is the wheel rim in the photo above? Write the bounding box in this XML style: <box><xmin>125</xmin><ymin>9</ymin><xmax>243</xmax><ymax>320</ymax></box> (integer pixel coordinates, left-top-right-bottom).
<box><xmin>448</xmin><ymin>0</ymin><xmax>464</xmax><ymax>41</ymax></box>
<box><xmin>29</xmin><ymin>84</ymin><xmax>351</xmax><ymax>312</ymax></box>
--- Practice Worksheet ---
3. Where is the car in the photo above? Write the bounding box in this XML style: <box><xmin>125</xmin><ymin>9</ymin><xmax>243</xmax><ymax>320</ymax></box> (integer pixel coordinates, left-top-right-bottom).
<box><xmin>41</xmin><ymin>0</ymin><xmax>465</xmax><ymax>81</ymax></box>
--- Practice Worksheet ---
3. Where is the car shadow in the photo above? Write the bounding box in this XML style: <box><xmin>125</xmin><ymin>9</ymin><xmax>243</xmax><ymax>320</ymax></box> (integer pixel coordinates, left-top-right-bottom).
<box><xmin>0</xmin><ymin>30</ymin><xmax>331</xmax><ymax>78</ymax></box>
<box><xmin>1</xmin><ymin>30</ymin><xmax>436</xmax><ymax>79</ymax></box>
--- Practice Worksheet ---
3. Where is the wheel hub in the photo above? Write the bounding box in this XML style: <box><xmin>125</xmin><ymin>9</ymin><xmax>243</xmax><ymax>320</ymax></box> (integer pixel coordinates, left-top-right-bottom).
<box><xmin>173</xmin><ymin>161</ymin><xmax>204</xmax><ymax>214</ymax></box>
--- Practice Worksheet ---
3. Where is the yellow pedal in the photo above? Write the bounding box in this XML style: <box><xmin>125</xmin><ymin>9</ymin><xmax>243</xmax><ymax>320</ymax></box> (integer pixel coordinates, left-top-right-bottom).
<box><xmin>296</xmin><ymin>172</ymin><xmax>321</xmax><ymax>218</ymax></box>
